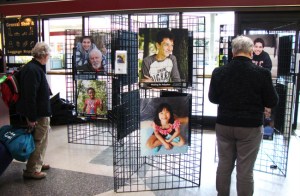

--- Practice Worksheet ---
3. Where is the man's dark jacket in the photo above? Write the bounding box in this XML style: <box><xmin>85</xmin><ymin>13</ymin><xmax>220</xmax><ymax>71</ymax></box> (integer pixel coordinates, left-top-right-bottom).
<box><xmin>16</xmin><ymin>58</ymin><xmax>51</xmax><ymax>122</ymax></box>
<box><xmin>209</xmin><ymin>56</ymin><xmax>278</xmax><ymax>127</ymax></box>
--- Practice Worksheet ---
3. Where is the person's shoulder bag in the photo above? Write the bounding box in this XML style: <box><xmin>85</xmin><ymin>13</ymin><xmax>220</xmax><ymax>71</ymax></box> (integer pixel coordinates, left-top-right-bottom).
<box><xmin>0</xmin><ymin>125</ymin><xmax>35</xmax><ymax>162</ymax></box>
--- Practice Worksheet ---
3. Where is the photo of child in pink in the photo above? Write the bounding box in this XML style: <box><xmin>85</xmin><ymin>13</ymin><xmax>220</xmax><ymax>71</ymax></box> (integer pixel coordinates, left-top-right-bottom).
<box><xmin>82</xmin><ymin>87</ymin><xmax>103</xmax><ymax>115</ymax></box>
<box><xmin>146</xmin><ymin>102</ymin><xmax>185</xmax><ymax>152</ymax></box>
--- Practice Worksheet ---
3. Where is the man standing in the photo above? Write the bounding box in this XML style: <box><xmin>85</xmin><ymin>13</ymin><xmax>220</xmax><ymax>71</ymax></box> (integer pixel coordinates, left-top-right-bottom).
<box><xmin>16</xmin><ymin>42</ymin><xmax>52</xmax><ymax>179</ymax></box>
<box><xmin>209</xmin><ymin>35</ymin><xmax>278</xmax><ymax>196</ymax></box>
<box><xmin>141</xmin><ymin>29</ymin><xmax>181</xmax><ymax>83</ymax></box>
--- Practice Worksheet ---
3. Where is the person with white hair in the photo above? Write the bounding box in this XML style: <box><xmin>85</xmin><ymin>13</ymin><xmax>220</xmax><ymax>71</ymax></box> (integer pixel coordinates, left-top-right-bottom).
<box><xmin>16</xmin><ymin>42</ymin><xmax>52</xmax><ymax>179</ymax></box>
<box><xmin>77</xmin><ymin>48</ymin><xmax>106</xmax><ymax>72</ymax></box>
<box><xmin>209</xmin><ymin>35</ymin><xmax>279</xmax><ymax>196</ymax></box>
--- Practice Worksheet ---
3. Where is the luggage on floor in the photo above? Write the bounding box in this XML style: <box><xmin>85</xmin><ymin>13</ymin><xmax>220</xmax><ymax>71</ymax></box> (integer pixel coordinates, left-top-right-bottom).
<box><xmin>263</xmin><ymin>126</ymin><xmax>274</xmax><ymax>140</ymax></box>
<box><xmin>0</xmin><ymin>141</ymin><xmax>13</xmax><ymax>176</ymax></box>
<box><xmin>50</xmin><ymin>92</ymin><xmax>79</xmax><ymax>125</ymax></box>
<box><xmin>0</xmin><ymin>125</ymin><xmax>35</xmax><ymax>162</ymax></box>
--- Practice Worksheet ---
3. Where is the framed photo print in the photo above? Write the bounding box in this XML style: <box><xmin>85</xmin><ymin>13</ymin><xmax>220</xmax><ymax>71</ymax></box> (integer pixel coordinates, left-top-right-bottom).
<box><xmin>73</xmin><ymin>33</ymin><xmax>109</xmax><ymax>78</ymax></box>
<box><xmin>76</xmin><ymin>79</ymin><xmax>108</xmax><ymax>119</ymax></box>
<box><xmin>138</xmin><ymin>28</ymin><xmax>189</xmax><ymax>88</ymax></box>
<box><xmin>115</xmin><ymin>50</ymin><xmax>127</xmax><ymax>74</ymax></box>
<box><xmin>140</xmin><ymin>96</ymin><xmax>191</xmax><ymax>156</ymax></box>
<box><xmin>247</xmin><ymin>34</ymin><xmax>278</xmax><ymax>78</ymax></box>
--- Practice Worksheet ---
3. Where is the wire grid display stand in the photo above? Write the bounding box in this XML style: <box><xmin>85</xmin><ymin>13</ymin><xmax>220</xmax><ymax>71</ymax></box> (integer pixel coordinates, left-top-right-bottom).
<box><xmin>255</xmin><ymin>78</ymin><xmax>293</xmax><ymax>176</ymax></box>
<box><xmin>254</xmin><ymin>33</ymin><xmax>296</xmax><ymax>176</ymax></box>
<box><xmin>65</xmin><ymin>29</ymin><xmax>113</xmax><ymax>146</ymax></box>
<box><xmin>216</xmin><ymin>27</ymin><xmax>296</xmax><ymax>177</ymax></box>
<box><xmin>111</xmin><ymin>14</ymin><xmax>205</xmax><ymax>192</ymax></box>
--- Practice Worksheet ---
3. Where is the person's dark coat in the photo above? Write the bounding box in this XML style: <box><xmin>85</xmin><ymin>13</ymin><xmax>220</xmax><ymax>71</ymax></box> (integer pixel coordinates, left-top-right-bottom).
<box><xmin>209</xmin><ymin>56</ymin><xmax>278</xmax><ymax>127</ymax></box>
<box><xmin>16</xmin><ymin>58</ymin><xmax>51</xmax><ymax>122</ymax></box>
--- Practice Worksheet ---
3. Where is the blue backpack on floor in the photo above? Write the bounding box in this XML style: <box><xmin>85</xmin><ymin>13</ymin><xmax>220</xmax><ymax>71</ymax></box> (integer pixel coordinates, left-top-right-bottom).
<box><xmin>0</xmin><ymin>125</ymin><xmax>35</xmax><ymax>162</ymax></box>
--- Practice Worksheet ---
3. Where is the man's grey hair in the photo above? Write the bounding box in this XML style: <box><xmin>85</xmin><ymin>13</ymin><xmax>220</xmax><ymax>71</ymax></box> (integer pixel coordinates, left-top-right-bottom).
<box><xmin>89</xmin><ymin>48</ymin><xmax>102</xmax><ymax>59</ymax></box>
<box><xmin>231</xmin><ymin>35</ymin><xmax>254</xmax><ymax>55</ymax></box>
<box><xmin>31</xmin><ymin>42</ymin><xmax>51</xmax><ymax>59</ymax></box>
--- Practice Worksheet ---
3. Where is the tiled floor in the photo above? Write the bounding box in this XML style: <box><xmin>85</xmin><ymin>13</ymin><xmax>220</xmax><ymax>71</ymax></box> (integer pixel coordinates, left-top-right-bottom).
<box><xmin>1</xmin><ymin>125</ymin><xmax>299</xmax><ymax>196</ymax></box>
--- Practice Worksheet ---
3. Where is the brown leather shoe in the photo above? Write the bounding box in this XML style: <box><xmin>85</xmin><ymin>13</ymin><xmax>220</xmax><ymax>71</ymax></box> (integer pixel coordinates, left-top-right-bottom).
<box><xmin>41</xmin><ymin>164</ymin><xmax>50</xmax><ymax>170</ymax></box>
<box><xmin>23</xmin><ymin>170</ymin><xmax>47</xmax><ymax>179</ymax></box>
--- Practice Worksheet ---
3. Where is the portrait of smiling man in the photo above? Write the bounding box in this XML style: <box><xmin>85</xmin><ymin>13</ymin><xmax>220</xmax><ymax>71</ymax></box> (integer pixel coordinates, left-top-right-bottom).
<box><xmin>77</xmin><ymin>48</ymin><xmax>106</xmax><ymax>72</ymax></box>
<box><xmin>141</xmin><ymin>29</ymin><xmax>181</xmax><ymax>83</ymax></box>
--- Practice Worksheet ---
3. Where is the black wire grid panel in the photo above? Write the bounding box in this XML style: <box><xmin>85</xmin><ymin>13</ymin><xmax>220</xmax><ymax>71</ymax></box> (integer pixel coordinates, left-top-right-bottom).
<box><xmin>216</xmin><ymin>28</ymin><xmax>296</xmax><ymax>177</ymax></box>
<box><xmin>68</xmin><ymin>119</ymin><xmax>112</xmax><ymax>145</ymax></box>
<box><xmin>111</xmin><ymin>14</ymin><xmax>205</xmax><ymax>192</ymax></box>
<box><xmin>65</xmin><ymin>29</ymin><xmax>114</xmax><ymax>146</ymax></box>
<box><xmin>254</xmin><ymin>78</ymin><xmax>293</xmax><ymax>177</ymax></box>
<box><xmin>251</xmin><ymin>32</ymin><xmax>295</xmax><ymax>177</ymax></box>
<box><xmin>65</xmin><ymin>14</ymin><xmax>205</xmax><ymax>192</ymax></box>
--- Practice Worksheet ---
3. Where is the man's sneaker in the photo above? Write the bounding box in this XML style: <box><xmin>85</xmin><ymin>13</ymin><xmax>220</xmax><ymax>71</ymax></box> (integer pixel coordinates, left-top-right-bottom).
<box><xmin>23</xmin><ymin>170</ymin><xmax>47</xmax><ymax>179</ymax></box>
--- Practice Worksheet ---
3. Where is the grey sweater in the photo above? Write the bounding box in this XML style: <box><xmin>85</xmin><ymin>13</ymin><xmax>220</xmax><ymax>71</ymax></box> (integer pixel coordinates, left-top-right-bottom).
<box><xmin>141</xmin><ymin>54</ymin><xmax>181</xmax><ymax>82</ymax></box>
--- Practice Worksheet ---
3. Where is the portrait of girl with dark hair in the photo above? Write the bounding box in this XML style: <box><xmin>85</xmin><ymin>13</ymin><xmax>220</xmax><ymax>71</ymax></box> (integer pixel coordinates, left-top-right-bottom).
<box><xmin>146</xmin><ymin>102</ymin><xmax>185</xmax><ymax>152</ymax></box>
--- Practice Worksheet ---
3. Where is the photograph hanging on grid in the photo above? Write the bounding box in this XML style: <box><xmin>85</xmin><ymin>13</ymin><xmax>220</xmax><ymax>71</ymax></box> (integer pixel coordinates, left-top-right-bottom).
<box><xmin>140</xmin><ymin>96</ymin><xmax>190</xmax><ymax>156</ymax></box>
<box><xmin>76</xmin><ymin>80</ymin><xmax>108</xmax><ymax>120</ymax></box>
<box><xmin>247</xmin><ymin>34</ymin><xmax>278</xmax><ymax>78</ymax></box>
<box><xmin>115</xmin><ymin>50</ymin><xmax>127</xmax><ymax>74</ymax></box>
<box><xmin>74</xmin><ymin>33</ymin><xmax>108</xmax><ymax>75</ymax></box>
<box><xmin>138</xmin><ymin>28</ymin><xmax>189</xmax><ymax>88</ymax></box>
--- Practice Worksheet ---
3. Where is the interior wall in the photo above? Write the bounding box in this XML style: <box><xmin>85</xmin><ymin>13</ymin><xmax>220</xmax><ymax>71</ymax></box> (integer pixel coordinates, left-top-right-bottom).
<box><xmin>235</xmin><ymin>11</ymin><xmax>300</xmax><ymax>34</ymax></box>
<box><xmin>0</xmin><ymin>0</ymin><xmax>299</xmax><ymax>16</ymax></box>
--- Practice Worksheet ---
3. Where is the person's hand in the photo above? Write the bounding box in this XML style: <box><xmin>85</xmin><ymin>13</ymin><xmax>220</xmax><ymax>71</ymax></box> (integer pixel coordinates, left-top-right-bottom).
<box><xmin>141</xmin><ymin>75</ymin><xmax>153</xmax><ymax>83</ymax></box>
<box><xmin>27</xmin><ymin>121</ymin><xmax>37</xmax><ymax>128</ymax></box>
<box><xmin>163</xmin><ymin>142</ymin><xmax>173</xmax><ymax>150</ymax></box>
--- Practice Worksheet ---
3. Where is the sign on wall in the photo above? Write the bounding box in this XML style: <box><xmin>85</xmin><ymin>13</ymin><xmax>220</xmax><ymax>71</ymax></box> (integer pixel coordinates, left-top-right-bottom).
<box><xmin>4</xmin><ymin>17</ymin><xmax>38</xmax><ymax>56</ymax></box>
